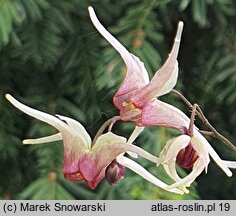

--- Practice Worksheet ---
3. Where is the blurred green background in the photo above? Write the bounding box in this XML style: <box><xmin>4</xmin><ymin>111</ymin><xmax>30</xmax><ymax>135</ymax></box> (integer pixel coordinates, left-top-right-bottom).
<box><xmin>0</xmin><ymin>0</ymin><xmax>236</xmax><ymax>200</ymax></box>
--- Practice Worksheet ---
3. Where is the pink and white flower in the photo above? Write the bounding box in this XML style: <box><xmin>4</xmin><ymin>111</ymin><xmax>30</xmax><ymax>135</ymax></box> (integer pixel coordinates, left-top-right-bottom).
<box><xmin>88</xmin><ymin>6</ymin><xmax>184</xmax><ymax>130</ymax></box>
<box><xmin>158</xmin><ymin>130</ymin><xmax>236</xmax><ymax>193</ymax></box>
<box><xmin>5</xmin><ymin>94</ymin><xmax>183</xmax><ymax>194</ymax></box>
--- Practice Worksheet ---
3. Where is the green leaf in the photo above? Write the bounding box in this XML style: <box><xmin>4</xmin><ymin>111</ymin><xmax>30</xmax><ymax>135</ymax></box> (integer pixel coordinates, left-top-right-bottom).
<box><xmin>192</xmin><ymin>0</ymin><xmax>207</xmax><ymax>27</ymax></box>
<box><xmin>179</xmin><ymin>0</ymin><xmax>191</xmax><ymax>10</ymax></box>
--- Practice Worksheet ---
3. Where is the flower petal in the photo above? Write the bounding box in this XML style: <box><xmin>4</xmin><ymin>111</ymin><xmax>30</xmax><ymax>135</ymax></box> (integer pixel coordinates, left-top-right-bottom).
<box><xmin>78</xmin><ymin>133</ymin><xmax>128</xmax><ymax>189</ymax></box>
<box><xmin>127</xmin><ymin>126</ymin><xmax>144</xmax><ymax>144</ymax></box>
<box><xmin>5</xmin><ymin>94</ymin><xmax>68</xmax><ymax>132</ymax></box>
<box><xmin>5</xmin><ymin>94</ymin><xmax>93</xmax><ymax>181</ymax></box>
<box><xmin>194</xmin><ymin>129</ymin><xmax>232</xmax><ymax>177</ymax></box>
<box><xmin>113</xmin><ymin>54</ymin><xmax>149</xmax><ymax>109</ymax></box>
<box><xmin>92</xmin><ymin>132</ymin><xmax>126</xmax><ymax>150</ymax></box>
<box><xmin>140</xmin><ymin>99</ymin><xmax>190</xmax><ymax>130</ymax></box>
<box><xmin>117</xmin><ymin>155</ymin><xmax>184</xmax><ymax>195</ymax></box>
<box><xmin>88</xmin><ymin>7</ymin><xmax>149</xmax><ymax>109</ymax></box>
<box><xmin>159</xmin><ymin>135</ymin><xmax>191</xmax><ymax>164</ymax></box>
<box><xmin>56</xmin><ymin>114</ymin><xmax>91</xmax><ymax>149</ymax></box>
<box><xmin>125</xmin><ymin>144</ymin><xmax>159</xmax><ymax>163</ymax></box>
<box><xmin>79</xmin><ymin>132</ymin><xmax>160</xmax><ymax>189</ymax></box>
<box><xmin>126</xmin><ymin>126</ymin><xmax>144</xmax><ymax>158</ymax></box>
<box><xmin>163</xmin><ymin>163</ymin><xmax>190</xmax><ymax>194</ymax></box>
<box><xmin>62</xmin><ymin>131</ymin><xmax>92</xmax><ymax>178</ymax></box>
<box><xmin>131</xmin><ymin>22</ymin><xmax>184</xmax><ymax>107</ymax></box>
<box><xmin>190</xmin><ymin>136</ymin><xmax>210</xmax><ymax>172</ymax></box>
<box><xmin>222</xmin><ymin>160</ymin><xmax>236</xmax><ymax>169</ymax></box>
<box><xmin>23</xmin><ymin>133</ymin><xmax>62</xmax><ymax>144</ymax></box>
<box><xmin>95</xmin><ymin>132</ymin><xmax>159</xmax><ymax>164</ymax></box>
<box><xmin>163</xmin><ymin>162</ymin><xmax>181</xmax><ymax>182</ymax></box>
<box><xmin>166</xmin><ymin>159</ymin><xmax>205</xmax><ymax>190</ymax></box>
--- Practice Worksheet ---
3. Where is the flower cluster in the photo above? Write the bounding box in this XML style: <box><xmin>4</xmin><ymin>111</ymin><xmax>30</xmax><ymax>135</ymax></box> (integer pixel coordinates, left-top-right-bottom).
<box><xmin>5</xmin><ymin>6</ymin><xmax>236</xmax><ymax>195</ymax></box>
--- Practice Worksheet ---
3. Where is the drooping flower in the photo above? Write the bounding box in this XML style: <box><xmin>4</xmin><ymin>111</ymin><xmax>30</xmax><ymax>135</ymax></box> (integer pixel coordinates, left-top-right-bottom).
<box><xmin>88</xmin><ymin>6</ymin><xmax>185</xmax><ymax>130</ymax></box>
<box><xmin>158</xmin><ymin>131</ymin><xmax>236</xmax><ymax>193</ymax></box>
<box><xmin>88</xmin><ymin>7</ymin><xmax>236</xmax><ymax>193</ymax></box>
<box><xmin>157</xmin><ymin>134</ymin><xmax>209</xmax><ymax>193</ymax></box>
<box><xmin>5</xmin><ymin>94</ymin><xmax>183</xmax><ymax>194</ymax></box>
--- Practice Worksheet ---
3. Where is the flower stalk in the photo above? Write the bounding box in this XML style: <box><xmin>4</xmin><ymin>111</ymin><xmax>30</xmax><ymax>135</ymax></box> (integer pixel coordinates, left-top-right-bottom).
<box><xmin>91</xmin><ymin>116</ymin><xmax>120</xmax><ymax>147</ymax></box>
<box><xmin>171</xmin><ymin>89</ymin><xmax>236</xmax><ymax>152</ymax></box>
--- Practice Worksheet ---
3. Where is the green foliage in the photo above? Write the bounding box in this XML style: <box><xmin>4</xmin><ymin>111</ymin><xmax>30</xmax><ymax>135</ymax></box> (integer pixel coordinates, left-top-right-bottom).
<box><xmin>178</xmin><ymin>0</ymin><xmax>235</xmax><ymax>27</ymax></box>
<box><xmin>19</xmin><ymin>176</ymin><xmax>74</xmax><ymax>200</ymax></box>
<box><xmin>0</xmin><ymin>0</ymin><xmax>236</xmax><ymax>200</ymax></box>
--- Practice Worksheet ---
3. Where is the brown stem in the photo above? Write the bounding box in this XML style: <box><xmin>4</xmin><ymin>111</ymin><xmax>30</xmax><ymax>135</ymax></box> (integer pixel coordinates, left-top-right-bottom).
<box><xmin>199</xmin><ymin>130</ymin><xmax>214</xmax><ymax>136</ymax></box>
<box><xmin>195</xmin><ymin>105</ymin><xmax>236</xmax><ymax>152</ymax></box>
<box><xmin>171</xmin><ymin>89</ymin><xmax>205</xmax><ymax>123</ymax></box>
<box><xmin>92</xmin><ymin>116</ymin><xmax>120</xmax><ymax>146</ymax></box>
<box><xmin>171</xmin><ymin>89</ymin><xmax>236</xmax><ymax>153</ymax></box>
<box><xmin>188</xmin><ymin>103</ymin><xmax>197</xmax><ymax>136</ymax></box>
<box><xmin>108</xmin><ymin>116</ymin><xmax>121</xmax><ymax>132</ymax></box>
<box><xmin>171</xmin><ymin>89</ymin><xmax>192</xmax><ymax>108</ymax></box>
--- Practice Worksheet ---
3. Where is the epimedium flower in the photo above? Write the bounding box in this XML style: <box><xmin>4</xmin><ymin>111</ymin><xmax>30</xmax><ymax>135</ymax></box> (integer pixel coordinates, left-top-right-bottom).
<box><xmin>88</xmin><ymin>6</ymin><xmax>191</xmax><ymax>162</ymax></box>
<box><xmin>5</xmin><ymin>94</ymin><xmax>183</xmax><ymax>194</ymax></box>
<box><xmin>158</xmin><ymin>134</ymin><xmax>209</xmax><ymax>193</ymax></box>
<box><xmin>88</xmin><ymin>6</ymin><xmax>192</xmax><ymax>154</ymax></box>
<box><xmin>157</xmin><ymin>130</ymin><xmax>236</xmax><ymax>193</ymax></box>
<box><xmin>88</xmin><ymin>6</ymin><xmax>185</xmax><ymax>130</ymax></box>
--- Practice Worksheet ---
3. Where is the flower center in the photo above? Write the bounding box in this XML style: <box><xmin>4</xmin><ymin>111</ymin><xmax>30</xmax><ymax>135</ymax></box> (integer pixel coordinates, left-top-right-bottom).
<box><xmin>75</xmin><ymin>172</ymin><xmax>83</xmax><ymax>180</ymax></box>
<box><xmin>122</xmin><ymin>100</ymin><xmax>136</xmax><ymax>110</ymax></box>
<box><xmin>176</xmin><ymin>144</ymin><xmax>199</xmax><ymax>169</ymax></box>
<box><xmin>63</xmin><ymin>172</ymin><xmax>84</xmax><ymax>181</ymax></box>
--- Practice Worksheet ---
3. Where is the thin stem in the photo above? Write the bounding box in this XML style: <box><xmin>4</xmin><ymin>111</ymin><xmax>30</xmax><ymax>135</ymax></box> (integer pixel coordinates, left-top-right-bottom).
<box><xmin>195</xmin><ymin>105</ymin><xmax>236</xmax><ymax>152</ymax></box>
<box><xmin>171</xmin><ymin>89</ymin><xmax>192</xmax><ymax>107</ymax></box>
<box><xmin>92</xmin><ymin>116</ymin><xmax>120</xmax><ymax>146</ymax></box>
<box><xmin>171</xmin><ymin>90</ymin><xmax>206</xmax><ymax>123</ymax></box>
<box><xmin>171</xmin><ymin>89</ymin><xmax>236</xmax><ymax>153</ymax></box>
<box><xmin>108</xmin><ymin>116</ymin><xmax>121</xmax><ymax>132</ymax></box>
<box><xmin>188</xmin><ymin>103</ymin><xmax>197</xmax><ymax>136</ymax></box>
<box><xmin>199</xmin><ymin>130</ymin><xmax>214</xmax><ymax>136</ymax></box>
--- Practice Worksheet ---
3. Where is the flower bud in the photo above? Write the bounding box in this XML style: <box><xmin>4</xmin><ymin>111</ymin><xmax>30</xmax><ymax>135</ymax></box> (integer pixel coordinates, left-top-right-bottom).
<box><xmin>176</xmin><ymin>144</ymin><xmax>199</xmax><ymax>169</ymax></box>
<box><xmin>105</xmin><ymin>160</ymin><xmax>125</xmax><ymax>185</ymax></box>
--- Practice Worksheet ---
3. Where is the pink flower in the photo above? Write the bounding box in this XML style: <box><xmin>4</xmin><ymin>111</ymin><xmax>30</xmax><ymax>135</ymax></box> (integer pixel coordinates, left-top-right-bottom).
<box><xmin>5</xmin><ymin>94</ymin><xmax>183</xmax><ymax>194</ymax></box>
<box><xmin>5</xmin><ymin>94</ymin><xmax>129</xmax><ymax>189</ymax></box>
<box><xmin>88</xmin><ymin>7</ymin><xmax>186</xmax><ymax>131</ymax></box>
